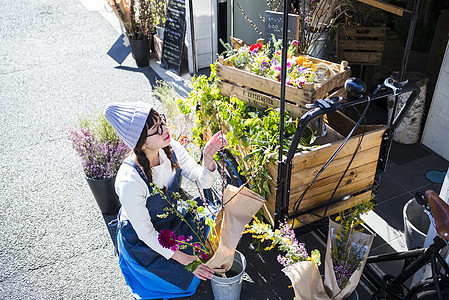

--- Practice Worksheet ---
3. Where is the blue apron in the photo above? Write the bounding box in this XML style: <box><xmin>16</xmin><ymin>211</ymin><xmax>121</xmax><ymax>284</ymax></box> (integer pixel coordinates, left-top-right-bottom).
<box><xmin>116</xmin><ymin>153</ymin><xmax>217</xmax><ymax>300</ymax></box>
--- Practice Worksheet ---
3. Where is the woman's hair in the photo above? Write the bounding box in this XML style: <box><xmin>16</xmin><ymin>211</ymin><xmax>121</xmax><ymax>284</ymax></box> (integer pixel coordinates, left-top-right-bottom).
<box><xmin>134</xmin><ymin>109</ymin><xmax>179</xmax><ymax>182</ymax></box>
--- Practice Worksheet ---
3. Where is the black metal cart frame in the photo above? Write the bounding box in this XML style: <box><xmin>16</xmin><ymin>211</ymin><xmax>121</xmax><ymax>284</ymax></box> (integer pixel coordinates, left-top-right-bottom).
<box><xmin>273</xmin><ymin>0</ymin><xmax>422</xmax><ymax>229</ymax></box>
<box><xmin>274</xmin><ymin>78</ymin><xmax>420</xmax><ymax>228</ymax></box>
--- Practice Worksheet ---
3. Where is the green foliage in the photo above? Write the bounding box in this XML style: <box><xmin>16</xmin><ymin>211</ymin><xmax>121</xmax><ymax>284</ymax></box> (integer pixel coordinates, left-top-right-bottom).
<box><xmin>178</xmin><ymin>63</ymin><xmax>315</xmax><ymax>199</ymax></box>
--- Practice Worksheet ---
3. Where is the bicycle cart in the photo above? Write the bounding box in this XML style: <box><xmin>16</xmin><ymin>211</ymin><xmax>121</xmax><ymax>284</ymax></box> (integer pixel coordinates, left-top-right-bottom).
<box><xmin>213</xmin><ymin>53</ymin><xmax>421</xmax><ymax>232</ymax></box>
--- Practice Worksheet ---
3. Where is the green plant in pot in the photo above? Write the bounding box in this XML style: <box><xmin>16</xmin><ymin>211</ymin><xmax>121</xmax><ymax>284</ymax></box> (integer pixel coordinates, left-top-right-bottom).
<box><xmin>68</xmin><ymin>112</ymin><xmax>129</xmax><ymax>215</ymax></box>
<box><xmin>107</xmin><ymin>0</ymin><xmax>166</xmax><ymax>67</ymax></box>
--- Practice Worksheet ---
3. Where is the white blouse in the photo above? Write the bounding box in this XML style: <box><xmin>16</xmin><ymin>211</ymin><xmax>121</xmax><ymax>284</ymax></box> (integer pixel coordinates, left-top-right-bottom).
<box><xmin>115</xmin><ymin>140</ymin><xmax>217</xmax><ymax>259</ymax></box>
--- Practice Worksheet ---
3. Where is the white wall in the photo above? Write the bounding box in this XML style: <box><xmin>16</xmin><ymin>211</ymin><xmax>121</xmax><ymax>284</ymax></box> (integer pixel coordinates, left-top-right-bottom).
<box><xmin>422</xmin><ymin>40</ymin><xmax>449</xmax><ymax>160</ymax></box>
<box><xmin>185</xmin><ymin>0</ymin><xmax>218</xmax><ymax>73</ymax></box>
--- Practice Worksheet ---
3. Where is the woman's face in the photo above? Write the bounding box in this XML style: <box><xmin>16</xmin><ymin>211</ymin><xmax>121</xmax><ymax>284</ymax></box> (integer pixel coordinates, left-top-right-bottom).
<box><xmin>141</xmin><ymin>113</ymin><xmax>171</xmax><ymax>151</ymax></box>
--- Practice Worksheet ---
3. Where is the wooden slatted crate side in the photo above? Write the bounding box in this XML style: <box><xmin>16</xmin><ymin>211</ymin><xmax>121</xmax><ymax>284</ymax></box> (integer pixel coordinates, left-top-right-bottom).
<box><xmin>290</xmin><ymin>161</ymin><xmax>378</xmax><ymax>195</ymax></box>
<box><xmin>289</xmin><ymin>126</ymin><xmax>386</xmax><ymax>170</ymax></box>
<box><xmin>289</xmin><ymin>191</ymin><xmax>372</xmax><ymax>228</ymax></box>
<box><xmin>339</xmin><ymin>26</ymin><xmax>387</xmax><ymax>40</ymax></box>
<box><xmin>337</xmin><ymin>26</ymin><xmax>387</xmax><ymax>65</ymax></box>
<box><xmin>287</xmin><ymin>171</ymin><xmax>375</xmax><ymax>212</ymax></box>
<box><xmin>288</xmin><ymin>148</ymin><xmax>380</xmax><ymax>188</ymax></box>
<box><xmin>266</xmin><ymin>158</ymin><xmax>378</xmax><ymax>216</ymax></box>
<box><xmin>217</xmin><ymin>80</ymin><xmax>307</xmax><ymax>118</ymax></box>
<box><xmin>216</xmin><ymin>62</ymin><xmax>313</xmax><ymax>106</ymax></box>
<box><xmin>216</xmin><ymin>61</ymin><xmax>351</xmax><ymax>105</ymax></box>
<box><xmin>264</xmin><ymin>124</ymin><xmax>385</xmax><ymax>190</ymax></box>
<box><xmin>338</xmin><ymin>40</ymin><xmax>385</xmax><ymax>51</ymax></box>
<box><xmin>339</xmin><ymin>52</ymin><xmax>383</xmax><ymax>65</ymax></box>
<box><xmin>262</xmin><ymin>113</ymin><xmax>385</xmax><ymax>226</ymax></box>
<box><xmin>325</xmin><ymin>111</ymin><xmax>384</xmax><ymax>136</ymax></box>
<box><xmin>265</xmin><ymin>164</ymin><xmax>375</xmax><ymax>214</ymax></box>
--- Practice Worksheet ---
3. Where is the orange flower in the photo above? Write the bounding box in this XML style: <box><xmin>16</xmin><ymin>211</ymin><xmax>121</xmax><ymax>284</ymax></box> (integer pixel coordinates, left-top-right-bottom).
<box><xmin>296</xmin><ymin>56</ymin><xmax>307</xmax><ymax>66</ymax></box>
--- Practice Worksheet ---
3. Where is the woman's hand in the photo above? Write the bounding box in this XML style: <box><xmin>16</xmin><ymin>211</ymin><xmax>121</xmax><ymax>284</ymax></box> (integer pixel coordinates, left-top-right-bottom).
<box><xmin>203</xmin><ymin>130</ymin><xmax>228</xmax><ymax>172</ymax></box>
<box><xmin>193</xmin><ymin>264</ymin><xmax>214</xmax><ymax>280</ymax></box>
<box><xmin>171</xmin><ymin>250</ymin><xmax>214</xmax><ymax>280</ymax></box>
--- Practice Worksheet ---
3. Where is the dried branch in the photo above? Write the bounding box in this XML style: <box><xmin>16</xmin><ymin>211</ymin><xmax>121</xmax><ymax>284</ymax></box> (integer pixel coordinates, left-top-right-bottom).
<box><xmin>237</xmin><ymin>3</ymin><xmax>263</xmax><ymax>37</ymax></box>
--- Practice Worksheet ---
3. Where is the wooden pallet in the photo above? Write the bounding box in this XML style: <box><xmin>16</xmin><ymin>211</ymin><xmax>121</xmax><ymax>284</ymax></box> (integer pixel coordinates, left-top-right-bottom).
<box><xmin>337</xmin><ymin>26</ymin><xmax>387</xmax><ymax>65</ymax></box>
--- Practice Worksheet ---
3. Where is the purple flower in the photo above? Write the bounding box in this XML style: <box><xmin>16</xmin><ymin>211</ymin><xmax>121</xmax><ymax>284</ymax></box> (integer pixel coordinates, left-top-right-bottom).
<box><xmin>67</xmin><ymin>118</ymin><xmax>130</xmax><ymax>179</ymax></box>
<box><xmin>158</xmin><ymin>229</ymin><xmax>179</xmax><ymax>252</ymax></box>
<box><xmin>297</xmin><ymin>66</ymin><xmax>307</xmax><ymax>74</ymax></box>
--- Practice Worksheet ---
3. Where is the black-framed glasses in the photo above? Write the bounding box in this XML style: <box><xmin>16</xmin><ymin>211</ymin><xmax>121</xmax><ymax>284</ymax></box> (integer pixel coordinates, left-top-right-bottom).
<box><xmin>147</xmin><ymin>114</ymin><xmax>167</xmax><ymax>137</ymax></box>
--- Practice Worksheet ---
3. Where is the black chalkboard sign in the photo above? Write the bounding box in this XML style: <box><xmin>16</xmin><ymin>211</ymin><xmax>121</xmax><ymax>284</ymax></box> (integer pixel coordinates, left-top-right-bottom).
<box><xmin>161</xmin><ymin>0</ymin><xmax>186</xmax><ymax>75</ymax></box>
<box><xmin>264</xmin><ymin>11</ymin><xmax>299</xmax><ymax>49</ymax></box>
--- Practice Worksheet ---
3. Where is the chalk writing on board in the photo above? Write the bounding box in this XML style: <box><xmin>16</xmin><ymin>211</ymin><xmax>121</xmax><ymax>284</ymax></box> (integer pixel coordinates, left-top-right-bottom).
<box><xmin>264</xmin><ymin>10</ymin><xmax>299</xmax><ymax>47</ymax></box>
<box><xmin>161</xmin><ymin>0</ymin><xmax>186</xmax><ymax>75</ymax></box>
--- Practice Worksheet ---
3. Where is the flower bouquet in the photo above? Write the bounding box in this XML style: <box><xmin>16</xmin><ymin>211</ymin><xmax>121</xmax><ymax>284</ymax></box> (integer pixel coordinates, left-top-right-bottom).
<box><xmin>244</xmin><ymin>218</ymin><xmax>328</xmax><ymax>300</ymax></box>
<box><xmin>157</xmin><ymin>184</ymin><xmax>266</xmax><ymax>275</ymax></box>
<box><xmin>324</xmin><ymin>199</ymin><xmax>375</xmax><ymax>299</ymax></box>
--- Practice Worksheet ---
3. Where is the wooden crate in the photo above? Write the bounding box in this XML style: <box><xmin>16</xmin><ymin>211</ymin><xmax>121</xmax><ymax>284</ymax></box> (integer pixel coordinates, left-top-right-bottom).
<box><xmin>216</xmin><ymin>57</ymin><xmax>350</xmax><ymax>118</ymax></box>
<box><xmin>203</xmin><ymin>110</ymin><xmax>386</xmax><ymax>228</ymax></box>
<box><xmin>337</xmin><ymin>26</ymin><xmax>387</xmax><ymax>65</ymax></box>
<box><xmin>262</xmin><ymin>111</ymin><xmax>386</xmax><ymax>228</ymax></box>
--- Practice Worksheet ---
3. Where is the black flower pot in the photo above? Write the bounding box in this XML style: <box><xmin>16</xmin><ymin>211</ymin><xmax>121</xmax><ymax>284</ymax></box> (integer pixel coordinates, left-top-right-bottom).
<box><xmin>129</xmin><ymin>38</ymin><xmax>150</xmax><ymax>67</ymax></box>
<box><xmin>85</xmin><ymin>176</ymin><xmax>121</xmax><ymax>215</ymax></box>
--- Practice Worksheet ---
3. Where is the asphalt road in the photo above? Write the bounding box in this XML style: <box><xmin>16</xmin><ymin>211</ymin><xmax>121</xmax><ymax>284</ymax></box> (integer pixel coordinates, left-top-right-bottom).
<box><xmin>0</xmin><ymin>0</ymin><xmax>157</xmax><ymax>298</ymax></box>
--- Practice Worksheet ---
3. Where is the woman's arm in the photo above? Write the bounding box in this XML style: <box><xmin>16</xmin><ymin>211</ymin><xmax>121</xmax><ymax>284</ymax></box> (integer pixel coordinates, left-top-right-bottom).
<box><xmin>171</xmin><ymin>132</ymin><xmax>227</xmax><ymax>189</ymax></box>
<box><xmin>115</xmin><ymin>167</ymin><xmax>175</xmax><ymax>259</ymax></box>
<box><xmin>170</xmin><ymin>140</ymin><xmax>216</xmax><ymax>189</ymax></box>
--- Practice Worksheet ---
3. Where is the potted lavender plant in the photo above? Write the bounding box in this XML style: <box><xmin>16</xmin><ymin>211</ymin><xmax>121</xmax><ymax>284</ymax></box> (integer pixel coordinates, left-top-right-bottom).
<box><xmin>68</xmin><ymin>113</ymin><xmax>129</xmax><ymax>215</ymax></box>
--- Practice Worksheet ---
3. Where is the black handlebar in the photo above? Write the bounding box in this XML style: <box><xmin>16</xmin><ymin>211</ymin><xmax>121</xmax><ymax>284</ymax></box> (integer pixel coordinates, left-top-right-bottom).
<box><xmin>285</xmin><ymin>80</ymin><xmax>420</xmax><ymax>165</ymax></box>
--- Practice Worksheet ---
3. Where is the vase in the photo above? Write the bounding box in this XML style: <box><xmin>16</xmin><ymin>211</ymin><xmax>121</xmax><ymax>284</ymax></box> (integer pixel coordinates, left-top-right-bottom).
<box><xmin>307</xmin><ymin>30</ymin><xmax>330</xmax><ymax>59</ymax></box>
<box><xmin>210</xmin><ymin>250</ymin><xmax>246</xmax><ymax>300</ymax></box>
<box><xmin>85</xmin><ymin>176</ymin><xmax>121</xmax><ymax>215</ymax></box>
<box><xmin>129</xmin><ymin>37</ymin><xmax>151</xmax><ymax>67</ymax></box>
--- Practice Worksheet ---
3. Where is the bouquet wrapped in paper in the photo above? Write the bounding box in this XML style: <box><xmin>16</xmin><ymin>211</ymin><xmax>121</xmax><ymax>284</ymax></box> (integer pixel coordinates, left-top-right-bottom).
<box><xmin>324</xmin><ymin>200</ymin><xmax>375</xmax><ymax>299</ymax></box>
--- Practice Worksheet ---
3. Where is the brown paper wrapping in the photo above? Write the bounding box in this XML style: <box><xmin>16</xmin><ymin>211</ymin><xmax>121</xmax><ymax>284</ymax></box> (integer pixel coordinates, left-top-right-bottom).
<box><xmin>283</xmin><ymin>261</ymin><xmax>330</xmax><ymax>300</ymax></box>
<box><xmin>206</xmin><ymin>185</ymin><xmax>266</xmax><ymax>274</ymax></box>
<box><xmin>324</xmin><ymin>219</ymin><xmax>374</xmax><ymax>299</ymax></box>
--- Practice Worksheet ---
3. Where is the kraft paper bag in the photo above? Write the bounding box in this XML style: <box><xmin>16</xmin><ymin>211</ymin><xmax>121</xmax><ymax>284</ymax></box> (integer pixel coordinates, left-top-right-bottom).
<box><xmin>283</xmin><ymin>261</ymin><xmax>330</xmax><ymax>300</ymax></box>
<box><xmin>206</xmin><ymin>185</ymin><xmax>266</xmax><ymax>274</ymax></box>
<box><xmin>324</xmin><ymin>219</ymin><xmax>374</xmax><ymax>300</ymax></box>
